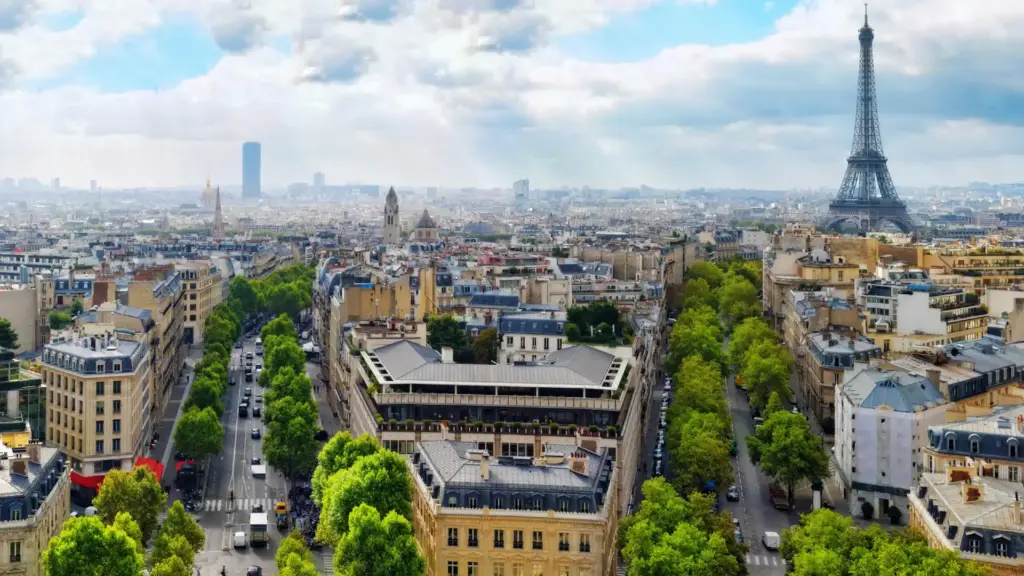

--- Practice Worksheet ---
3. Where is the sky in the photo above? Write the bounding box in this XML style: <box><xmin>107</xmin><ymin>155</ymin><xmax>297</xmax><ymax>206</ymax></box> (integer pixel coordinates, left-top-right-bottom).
<box><xmin>0</xmin><ymin>0</ymin><xmax>1022</xmax><ymax>191</ymax></box>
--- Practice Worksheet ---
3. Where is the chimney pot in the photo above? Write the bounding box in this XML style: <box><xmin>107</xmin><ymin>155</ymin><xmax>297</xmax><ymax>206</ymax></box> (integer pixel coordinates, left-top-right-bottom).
<box><xmin>441</xmin><ymin>347</ymin><xmax>454</xmax><ymax>364</ymax></box>
<box><xmin>480</xmin><ymin>455</ymin><xmax>490</xmax><ymax>480</ymax></box>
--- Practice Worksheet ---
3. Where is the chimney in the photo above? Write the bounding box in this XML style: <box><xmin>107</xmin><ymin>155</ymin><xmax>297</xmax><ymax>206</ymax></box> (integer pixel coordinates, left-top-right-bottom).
<box><xmin>569</xmin><ymin>451</ymin><xmax>588</xmax><ymax>476</ymax></box>
<box><xmin>26</xmin><ymin>442</ymin><xmax>40</xmax><ymax>464</ymax></box>
<box><xmin>442</xmin><ymin>347</ymin><xmax>454</xmax><ymax>364</ymax></box>
<box><xmin>927</xmin><ymin>369</ymin><xmax>941</xmax><ymax>388</ymax></box>
<box><xmin>10</xmin><ymin>458</ymin><xmax>27</xmax><ymax>477</ymax></box>
<box><xmin>848</xmin><ymin>338</ymin><xmax>856</xmax><ymax>350</ymax></box>
<box><xmin>480</xmin><ymin>455</ymin><xmax>490</xmax><ymax>481</ymax></box>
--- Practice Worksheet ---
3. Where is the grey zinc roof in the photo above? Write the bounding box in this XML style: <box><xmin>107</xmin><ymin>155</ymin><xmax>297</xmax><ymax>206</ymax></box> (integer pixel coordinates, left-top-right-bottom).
<box><xmin>469</xmin><ymin>293</ymin><xmax>520</xmax><ymax>309</ymax></box>
<box><xmin>368</xmin><ymin>340</ymin><xmax>618</xmax><ymax>388</ymax></box>
<box><xmin>842</xmin><ymin>367</ymin><xmax>946</xmax><ymax>412</ymax></box>
<box><xmin>416</xmin><ymin>210</ymin><xmax>437</xmax><ymax>229</ymax></box>
<box><xmin>419</xmin><ymin>441</ymin><xmax>601</xmax><ymax>490</ymax></box>
<box><xmin>115</xmin><ymin>304</ymin><xmax>153</xmax><ymax>323</ymax></box>
<box><xmin>0</xmin><ymin>446</ymin><xmax>61</xmax><ymax>497</ymax></box>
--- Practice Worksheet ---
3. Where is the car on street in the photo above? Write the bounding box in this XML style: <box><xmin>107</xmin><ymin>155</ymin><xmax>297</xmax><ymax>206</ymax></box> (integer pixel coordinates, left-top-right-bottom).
<box><xmin>657</xmin><ymin>430</ymin><xmax>665</xmax><ymax>442</ymax></box>
<box><xmin>251</xmin><ymin>457</ymin><xmax>261</xmax><ymax>465</ymax></box>
<box><xmin>255</xmin><ymin>394</ymin><xmax>262</xmax><ymax>403</ymax></box>
<box><xmin>762</xmin><ymin>531</ymin><xmax>780</xmax><ymax>551</ymax></box>
<box><xmin>252</xmin><ymin>405</ymin><xmax>261</xmax><ymax>417</ymax></box>
<box><xmin>654</xmin><ymin>446</ymin><xmax>663</xmax><ymax>459</ymax></box>
<box><xmin>233</xmin><ymin>531</ymin><xmax>247</xmax><ymax>549</ymax></box>
<box><xmin>252</xmin><ymin>502</ymin><xmax>264</xmax><ymax>513</ymax></box>
<box><xmin>245</xmin><ymin>352</ymin><xmax>253</xmax><ymax>360</ymax></box>
<box><xmin>727</xmin><ymin>485</ymin><xmax>740</xmax><ymax>501</ymax></box>
<box><xmin>251</xmin><ymin>428</ymin><xmax>261</xmax><ymax>439</ymax></box>
<box><xmin>247</xmin><ymin>567</ymin><xmax>263</xmax><ymax>576</ymax></box>
<box><xmin>659</xmin><ymin>417</ymin><xmax>667</xmax><ymax>428</ymax></box>
<box><xmin>791</xmin><ymin>406</ymin><xmax>799</xmax><ymax>414</ymax></box>
<box><xmin>244</xmin><ymin>387</ymin><xmax>252</xmax><ymax>397</ymax></box>
<box><xmin>235</xmin><ymin>341</ymin><xmax>242</xmax><ymax>349</ymax></box>
<box><xmin>315</xmin><ymin>429</ymin><xmax>329</xmax><ymax>441</ymax></box>
<box><xmin>734</xmin><ymin>529</ymin><xmax>744</xmax><ymax>544</ymax></box>
<box><xmin>664</xmin><ymin>381</ymin><xmax>672</xmax><ymax>391</ymax></box>
<box><xmin>654</xmin><ymin>460</ymin><xmax>663</xmax><ymax>476</ymax></box>
<box><xmin>256</xmin><ymin>363</ymin><xmax>262</xmax><ymax>371</ymax></box>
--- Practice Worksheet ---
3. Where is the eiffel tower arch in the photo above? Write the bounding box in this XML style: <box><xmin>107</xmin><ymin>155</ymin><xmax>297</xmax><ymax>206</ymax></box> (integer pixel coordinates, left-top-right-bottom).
<box><xmin>824</xmin><ymin>7</ymin><xmax>914</xmax><ymax>234</ymax></box>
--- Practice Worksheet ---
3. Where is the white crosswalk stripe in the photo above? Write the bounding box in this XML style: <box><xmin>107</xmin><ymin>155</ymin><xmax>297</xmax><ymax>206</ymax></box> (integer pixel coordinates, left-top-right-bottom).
<box><xmin>201</xmin><ymin>498</ymin><xmax>276</xmax><ymax>512</ymax></box>
<box><xmin>746</xmin><ymin>554</ymin><xmax>785</xmax><ymax>567</ymax></box>
<box><xmin>320</xmin><ymin>549</ymin><xmax>334</xmax><ymax>575</ymax></box>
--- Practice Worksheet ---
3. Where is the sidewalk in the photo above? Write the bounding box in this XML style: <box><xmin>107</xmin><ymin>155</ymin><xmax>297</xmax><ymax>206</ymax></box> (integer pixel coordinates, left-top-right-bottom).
<box><xmin>308</xmin><ymin>362</ymin><xmax>344</xmax><ymax>436</ymax></box>
<box><xmin>150</xmin><ymin>348</ymin><xmax>204</xmax><ymax>494</ymax></box>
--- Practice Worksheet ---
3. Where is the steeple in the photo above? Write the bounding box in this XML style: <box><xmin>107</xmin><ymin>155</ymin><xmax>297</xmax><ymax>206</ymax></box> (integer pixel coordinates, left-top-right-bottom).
<box><xmin>212</xmin><ymin>186</ymin><xmax>225</xmax><ymax>240</ymax></box>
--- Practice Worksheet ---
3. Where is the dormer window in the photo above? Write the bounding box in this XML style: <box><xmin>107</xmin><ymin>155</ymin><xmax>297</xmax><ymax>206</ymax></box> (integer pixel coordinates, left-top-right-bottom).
<box><xmin>1010</xmin><ymin>439</ymin><xmax>1018</xmax><ymax>459</ymax></box>
<box><xmin>947</xmin><ymin>436</ymin><xmax>955</xmax><ymax>451</ymax></box>
<box><xmin>995</xmin><ymin>535</ymin><xmax>1011</xmax><ymax>557</ymax></box>
<box><xmin>967</xmin><ymin>534</ymin><xmax>983</xmax><ymax>554</ymax></box>
<box><xmin>971</xmin><ymin>439</ymin><xmax>980</xmax><ymax>454</ymax></box>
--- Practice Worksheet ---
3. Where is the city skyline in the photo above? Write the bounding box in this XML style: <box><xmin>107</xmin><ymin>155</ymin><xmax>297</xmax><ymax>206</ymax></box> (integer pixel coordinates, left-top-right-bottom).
<box><xmin>0</xmin><ymin>1</ymin><xmax>1021</xmax><ymax>189</ymax></box>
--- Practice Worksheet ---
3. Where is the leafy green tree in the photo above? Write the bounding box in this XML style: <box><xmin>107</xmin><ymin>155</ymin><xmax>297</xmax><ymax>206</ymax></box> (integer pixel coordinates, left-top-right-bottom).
<box><xmin>669</xmin><ymin>415</ymin><xmax>733</xmax><ymax>495</ymax></box>
<box><xmin>262</xmin><ymin>313</ymin><xmax>299</xmax><ymax>342</ymax></box>
<box><xmin>0</xmin><ymin>318</ymin><xmax>18</xmax><ymax>350</ymax></box>
<box><xmin>718</xmin><ymin>274</ymin><xmax>760</xmax><ymax>330</ymax></box>
<box><xmin>764</xmin><ymin>391</ymin><xmax>786</xmax><ymax>419</ymax></box>
<box><xmin>150</xmin><ymin>556</ymin><xmax>191</xmax><ymax>576</ymax></box>
<box><xmin>70</xmin><ymin>298</ymin><xmax>84</xmax><ymax>315</ymax></box>
<box><xmin>848</xmin><ymin>539</ymin><xmax>987</xmax><ymax>576</ymax></box>
<box><xmin>313</xmin><ymin>432</ymin><xmax>381</xmax><ymax>505</ymax></box>
<box><xmin>112</xmin><ymin>512</ymin><xmax>143</xmax><ymax>553</ymax></box>
<box><xmin>624</xmin><ymin>520</ymin><xmax>740</xmax><ymax>576</ymax></box>
<box><xmin>261</xmin><ymin>340</ymin><xmax>306</xmax><ymax>387</ymax></box>
<box><xmin>265</xmin><ymin>366</ymin><xmax>314</xmax><ymax>409</ymax></box>
<box><xmin>174</xmin><ymin>406</ymin><xmax>223</xmax><ymax>461</ymax></box>
<box><xmin>268</xmin><ymin>283</ymin><xmax>304</xmax><ymax>320</ymax></box>
<box><xmin>472</xmin><ymin>327</ymin><xmax>498</xmax><ymax>364</ymax></box>
<box><xmin>183</xmin><ymin>379</ymin><xmax>224</xmax><ymax>416</ymax></box>
<box><xmin>149</xmin><ymin>533</ymin><xmax>194</xmax><ymax>569</ymax></box>
<box><xmin>565</xmin><ymin>323</ymin><xmax>582</xmax><ymax>342</ymax></box>
<box><xmin>727</xmin><ymin>316</ymin><xmax>777</xmax><ymax>373</ymax></box>
<box><xmin>426</xmin><ymin>314</ymin><xmax>468</xmax><ymax>352</ymax></box>
<box><xmin>666</xmin><ymin>321</ymin><xmax>724</xmax><ymax>375</ymax></box>
<box><xmin>42</xmin><ymin>516</ymin><xmax>143</xmax><ymax>576</ymax></box>
<box><xmin>318</xmin><ymin>450</ymin><xmax>414</xmax><ymax>544</ymax></box>
<box><xmin>158</xmin><ymin>500</ymin><xmax>205</xmax><ymax>553</ymax></box>
<box><xmin>92</xmin><ymin>466</ymin><xmax>166</xmax><ymax>543</ymax></box>
<box><xmin>276</xmin><ymin>531</ymin><xmax>314</xmax><ymax>570</ymax></box>
<box><xmin>741</xmin><ymin>340</ymin><xmax>792</xmax><ymax>411</ymax></box>
<box><xmin>686</xmin><ymin>262</ymin><xmax>725</xmax><ymax>290</ymax></box>
<box><xmin>204</xmin><ymin>314</ymin><xmax>235</xmax><ymax>347</ymax></box>
<box><xmin>229</xmin><ymin>276</ymin><xmax>260</xmax><ymax>316</ymax></box>
<box><xmin>334</xmin><ymin>503</ymin><xmax>426</xmax><ymax>576</ymax></box>
<box><xmin>671</xmin><ymin>356</ymin><xmax>728</xmax><ymax>421</ymax></box>
<box><xmin>264</xmin><ymin>396</ymin><xmax>320</xmax><ymax>478</ymax></box>
<box><xmin>48</xmin><ymin>310</ymin><xmax>73</xmax><ymax>330</ymax></box>
<box><xmin>280</xmin><ymin>555</ymin><xmax>320</xmax><ymax>576</ymax></box>
<box><xmin>679</xmin><ymin>277</ymin><xmax>717</xmax><ymax>311</ymax></box>
<box><xmin>747</xmin><ymin>411</ymin><xmax>829</xmax><ymax>505</ymax></box>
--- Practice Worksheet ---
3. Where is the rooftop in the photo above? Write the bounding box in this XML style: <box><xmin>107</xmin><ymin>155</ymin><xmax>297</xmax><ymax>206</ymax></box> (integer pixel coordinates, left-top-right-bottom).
<box><xmin>841</xmin><ymin>366</ymin><xmax>946</xmax><ymax>412</ymax></box>
<box><xmin>418</xmin><ymin>441</ymin><xmax>604</xmax><ymax>490</ymax></box>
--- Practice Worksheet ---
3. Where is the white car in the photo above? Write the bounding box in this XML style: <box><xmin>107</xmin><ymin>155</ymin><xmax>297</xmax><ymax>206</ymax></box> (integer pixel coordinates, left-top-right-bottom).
<box><xmin>233</xmin><ymin>531</ymin><xmax>247</xmax><ymax>549</ymax></box>
<box><xmin>654</xmin><ymin>446</ymin><xmax>663</xmax><ymax>459</ymax></box>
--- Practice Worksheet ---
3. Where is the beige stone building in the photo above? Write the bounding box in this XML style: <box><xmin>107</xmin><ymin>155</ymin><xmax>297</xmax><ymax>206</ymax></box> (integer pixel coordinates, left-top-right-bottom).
<box><xmin>175</xmin><ymin>260</ymin><xmax>222</xmax><ymax>345</ymax></box>
<box><xmin>0</xmin><ymin>441</ymin><xmax>71</xmax><ymax>576</ymax></box>
<box><xmin>0</xmin><ymin>284</ymin><xmax>40</xmax><ymax>354</ymax></box>
<box><xmin>125</xmin><ymin>266</ymin><xmax>185</xmax><ymax>413</ymax></box>
<box><xmin>40</xmin><ymin>334</ymin><xmax>152</xmax><ymax>492</ymax></box>
<box><xmin>409</xmin><ymin>440</ymin><xmax>618</xmax><ymax>576</ymax></box>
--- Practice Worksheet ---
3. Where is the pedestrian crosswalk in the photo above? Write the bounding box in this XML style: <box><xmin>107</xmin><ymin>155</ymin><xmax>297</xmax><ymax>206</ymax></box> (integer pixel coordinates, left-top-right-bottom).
<box><xmin>319</xmin><ymin>549</ymin><xmax>334</xmax><ymax>575</ymax></box>
<box><xmin>197</xmin><ymin>498</ymin><xmax>277</xmax><ymax>512</ymax></box>
<box><xmin>746</xmin><ymin>554</ymin><xmax>785</xmax><ymax>567</ymax></box>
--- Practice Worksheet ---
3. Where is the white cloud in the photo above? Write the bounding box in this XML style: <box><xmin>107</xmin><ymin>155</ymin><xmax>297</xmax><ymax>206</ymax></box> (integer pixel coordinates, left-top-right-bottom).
<box><xmin>0</xmin><ymin>0</ymin><xmax>1022</xmax><ymax>190</ymax></box>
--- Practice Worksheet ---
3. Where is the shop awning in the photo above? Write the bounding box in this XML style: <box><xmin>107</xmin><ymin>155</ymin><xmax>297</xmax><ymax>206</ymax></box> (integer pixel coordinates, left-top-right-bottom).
<box><xmin>70</xmin><ymin>457</ymin><xmax>166</xmax><ymax>490</ymax></box>
<box><xmin>135</xmin><ymin>457</ymin><xmax>164</xmax><ymax>480</ymax></box>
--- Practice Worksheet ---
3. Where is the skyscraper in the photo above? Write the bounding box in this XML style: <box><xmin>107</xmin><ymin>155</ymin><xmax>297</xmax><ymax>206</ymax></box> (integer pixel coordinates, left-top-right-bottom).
<box><xmin>242</xmin><ymin>142</ymin><xmax>261</xmax><ymax>199</ymax></box>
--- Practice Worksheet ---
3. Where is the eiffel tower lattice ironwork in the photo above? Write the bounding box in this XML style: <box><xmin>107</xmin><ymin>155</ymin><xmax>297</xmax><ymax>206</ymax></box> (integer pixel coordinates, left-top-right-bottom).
<box><xmin>825</xmin><ymin>6</ymin><xmax>914</xmax><ymax>233</ymax></box>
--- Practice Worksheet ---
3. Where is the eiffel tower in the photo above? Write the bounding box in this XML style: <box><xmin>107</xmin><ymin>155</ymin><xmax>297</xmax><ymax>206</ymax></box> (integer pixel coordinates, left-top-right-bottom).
<box><xmin>825</xmin><ymin>7</ymin><xmax>914</xmax><ymax>233</ymax></box>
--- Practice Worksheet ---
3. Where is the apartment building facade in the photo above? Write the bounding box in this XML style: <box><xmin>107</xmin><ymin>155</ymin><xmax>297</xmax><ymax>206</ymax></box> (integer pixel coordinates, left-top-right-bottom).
<box><xmin>40</xmin><ymin>335</ymin><xmax>152</xmax><ymax>494</ymax></box>
<box><xmin>175</xmin><ymin>260</ymin><xmax>222</xmax><ymax>345</ymax></box>
<box><xmin>0</xmin><ymin>441</ymin><xmax>70</xmax><ymax>576</ymax></box>
<box><xmin>126</xmin><ymin>266</ymin><xmax>185</xmax><ymax>412</ymax></box>
<box><xmin>896</xmin><ymin>287</ymin><xmax>987</xmax><ymax>345</ymax></box>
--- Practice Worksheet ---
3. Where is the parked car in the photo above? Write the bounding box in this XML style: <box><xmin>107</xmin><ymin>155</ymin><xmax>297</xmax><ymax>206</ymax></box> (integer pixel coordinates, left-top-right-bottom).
<box><xmin>252</xmin><ymin>405</ymin><xmax>261</xmax><ymax>418</ymax></box>
<box><xmin>727</xmin><ymin>485</ymin><xmax>740</xmax><ymax>501</ymax></box>
<box><xmin>654</xmin><ymin>446</ymin><xmax>663</xmax><ymax>459</ymax></box>
<box><xmin>791</xmin><ymin>406</ymin><xmax>799</xmax><ymax>414</ymax></box>
<box><xmin>251</xmin><ymin>428</ymin><xmax>261</xmax><ymax>439</ymax></box>
<box><xmin>654</xmin><ymin>460</ymin><xmax>663</xmax><ymax>476</ymax></box>
<box><xmin>734</xmin><ymin>529</ymin><xmax>744</xmax><ymax>544</ymax></box>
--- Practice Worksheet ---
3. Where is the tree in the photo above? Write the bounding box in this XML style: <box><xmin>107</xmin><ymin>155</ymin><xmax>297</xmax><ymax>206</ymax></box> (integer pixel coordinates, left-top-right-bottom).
<box><xmin>70</xmin><ymin>298</ymin><xmax>84</xmax><ymax>315</ymax></box>
<box><xmin>277</xmin><ymin>531</ymin><xmax>314</xmax><ymax>570</ymax></box>
<box><xmin>174</xmin><ymin>406</ymin><xmax>224</xmax><ymax>461</ymax></box>
<box><xmin>318</xmin><ymin>450</ymin><xmax>414</xmax><ymax>544</ymax></box>
<box><xmin>334</xmin><ymin>503</ymin><xmax>426</xmax><ymax>576</ymax></box>
<box><xmin>565</xmin><ymin>323</ymin><xmax>582</xmax><ymax>342</ymax></box>
<box><xmin>269</xmin><ymin>283</ymin><xmax>304</xmax><ymax>320</ymax></box>
<box><xmin>472</xmin><ymin>327</ymin><xmax>498</xmax><ymax>364</ymax></box>
<box><xmin>313</xmin><ymin>432</ymin><xmax>381</xmax><ymax>506</ymax></box>
<box><xmin>92</xmin><ymin>466</ymin><xmax>166</xmax><ymax>543</ymax></box>
<box><xmin>623</xmin><ymin>520</ymin><xmax>741</xmax><ymax>576</ymax></box>
<box><xmin>229</xmin><ymin>276</ymin><xmax>260</xmax><ymax>316</ymax></box>
<box><xmin>727</xmin><ymin>317</ymin><xmax>777</xmax><ymax>373</ymax></box>
<box><xmin>670</xmin><ymin>356</ymin><xmax>728</xmax><ymax>421</ymax></box>
<box><xmin>266</xmin><ymin>366</ymin><xmax>314</xmax><ymax>408</ymax></box>
<box><xmin>262</xmin><ymin>313</ymin><xmax>299</xmax><ymax>342</ymax></box>
<box><xmin>112</xmin><ymin>512</ymin><xmax>143</xmax><ymax>553</ymax></box>
<box><xmin>150</xmin><ymin>556</ymin><xmax>191</xmax><ymax>576</ymax></box>
<box><xmin>686</xmin><ymin>262</ymin><xmax>725</xmax><ymax>291</ymax></box>
<box><xmin>741</xmin><ymin>340</ymin><xmax>792</xmax><ymax>412</ymax></box>
<box><xmin>679</xmin><ymin>278</ymin><xmax>717</xmax><ymax>311</ymax></box>
<box><xmin>764</xmin><ymin>391</ymin><xmax>785</xmax><ymax>419</ymax></box>
<box><xmin>0</xmin><ymin>318</ymin><xmax>18</xmax><ymax>350</ymax></box>
<box><xmin>666</xmin><ymin>321</ymin><xmax>724</xmax><ymax>375</ymax></box>
<box><xmin>158</xmin><ymin>500</ymin><xmax>205</xmax><ymax>553</ymax></box>
<box><xmin>669</xmin><ymin>415</ymin><xmax>733</xmax><ymax>495</ymax></box>
<box><xmin>42</xmin><ymin>516</ymin><xmax>143</xmax><ymax>576</ymax></box>
<box><xmin>718</xmin><ymin>274</ymin><xmax>760</xmax><ymax>330</ymax></box>
<box><xmin>262</xmin><ymin>342</ymin><xmax>307</xmax><ymax>387</ymax></box>
<box><xmin>48</xmin><ymin>310</ymin><xmax>73</xmax><ymax>330</ymax></box>
<box><xmin>149</xmin><ymin>533</ymin><xmax>195</xmax><ymax>569</ymax></box>
<box><xmin>264</xmin><ymin>396</ymin><xmax>320</xmax><ymax>479</ymax></box>
<box><xmin>204</xmin><ymin>314</ymin><xmax>235</xmax><ymax>348</ymax></box>
<box><xmin>183</xmin><ymin>379</ymin><xmax>224</xmax><ymax>416</ymax></box>
<box><xmin>426</xmin><ymin>314</ymin><xmax>468</xmax><ymax>352</ymax></box>
<box><xmin>746</xmin><ymin>411</ymin><xmax>829</xmax><ymax>505</ymax></box>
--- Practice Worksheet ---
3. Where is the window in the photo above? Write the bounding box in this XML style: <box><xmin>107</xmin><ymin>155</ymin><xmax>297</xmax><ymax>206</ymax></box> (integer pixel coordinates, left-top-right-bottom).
<box><xmin>448</xmin><ymin>561</ymin><xmax>459</xmax><ymax>576</ymax></box>
<box><xmin>96</xmin><ymin>362</ymin><xmax>105</xmax><ymax>372</ymax></box>
<box><xmin>95</xmin><ymin>440</ymin><xmax>104</xmax><ymax>454</ymax></box>
<box><xmin>507</xmin><ymin>337</ymin><xmax>513</xmax><ymax>347</ymax></box>
<box><xmin>996</xmin><ymin>540</ymin><xmax>1010</xmax><ymax>557</ymax></box>
<box><xmin>113</xmin><ymin>400</ymin><xmax>121</xmax><ymax>414</ymax></box>
<box><xmin>532</xmin><ymin>530</ymin><xmax>543</xmax><ymax>550</ymax></box>
<box><xmin>533</xmin><ymin>496</ymin><xmax>543</xmax><ymax>510</ymax></box>
<box><xmin>95</xmin><ymin>381</ymin><xmax>104</xmax><ymax>395</ymax></box>
<box><xmin>493</xmin><ymin>564</ymin><xmax>505</xmax><ymax>576</ymax></box>
<box><xmin>558</xmin><ymin>568</ymin><xmax>570</xmax><ymax>576</ymax></box>
<box><xmin>838</xmin><ymin>271</ymin><xmax>844</xmax><ymax>281</ymax></box>
<box><xmin>468</xmin><ymin>562</ymin><xmax>478</xmax><ymax>576</ymax></box>
<box><xmin>557</xmin><ymin>339</ymin><xmax>562</xmax><ymax>350</ymax></box>
<box><xmin>511</xmin><ymin>565</ymin><xmax>524</xmax><ymax>576</ymax></box>
<box><xmin>1011</xmin><ymin>442</ymin><xmax>1018</xmax><ymax>459</ymax></box>
<box><xmin>947</xmin><ymin>436</ymin><xmax>955</xmax><ymax>451</ymax></box>
<box><xmin>559</xmin><ymin>532</ymin><xmax>570</xmax><ymax>551</ymax></box>
<box><xmin>113</xmin><ymin>419</ymin><xmax>121</xmax><ymax>433</ymax></box>
<box><xmin>113</xmin><ymin>381</ymin><xmax>122</xmax><ymax>394</ymax></box>
<box><xmin>10</xmin><ymin>508</ymin><xmax>21</xmax><ymax>521</ymax></box>
<box><xmin>971</xmin><ymin>439</ymin><xmax>980</xmax><ymax>454</ymax></box>
<box><xmin>580</xmin><ymin>534</ymin><xmax>591</xmax><ymax>553</ymax></box>
<box><xmin>190</xmin><ymin>315</ymin><xmax>196</xmax><ymax>321</ymax></box>
<box><xmin>9</xmin><ymin>541</ymin><xmax>20</xmax><ymax>563</ymax></box>
<box><xmin>190</xmin><ymin>283</ymin><xmax>197</xmax><ymax>290</ymax></box>
<box><xmin>513</xmin><ymin>530</ymin><xmax>524</xmax><ymax>549</ymax></box>
<box><xmin>96</xmin><ymin>401</ymin><xmax>104</xmax><ymax>415</ymax></box>
<box><xmin>967</xmin><ymin>537</ymin><xmax>982</xmax><ymax>554</ymax></box>
<box><xmin>531</xmin><ymin>337</ymin><xmax>537</xmax><ymax>350</ymax></box>
<box><xmin>532</xmin><ymin>566</ymin><xmax>543</xmax><ymax>576</ymax></box>
<box><xmin>580</xmin><ymin>500</ymin><xmax>590</xmax><ymax>513</ymax></box>
<box><xmin>448</xmin><ymin>527</ymin><xmax>459</xmax><ymax>547</ymax></box>
<box><xmin>493</xmin><ymin>529</ymin><xmax>505</xmax><ymax>548</ymax></box>
<box><xmin>112</xmin><ymin>362</ymin><xmax>121</xmax><ymax>372</ymax></box>
<box><xmin>112</xmin><ymin>438</ymin><xmax>121</xmax><ymax>452</ymax></box>
<box><xmin>96</xmin><ymin>421</ymin><xmax>104</xmax><ymax>434</ymax></box>
<box><xmin>520</xmin><ymin>337</ymin><xmax>525</xmax><ymax>348</ymax></box>
<box><xmin>544</xmin><ymin>338</ymin><xmax>549</xmax><ymax>350</ymax></box>
<box><xmin>514</xmin><ymin>497</ymin><xmax>524</xmax><ymax>510</ymax></box>
<box><xmin>468</xmin><ymin>528</ymin><xmax>479</xmax><ymax>547</ymax></box>
<box><xmin>467</xmin><ymin>495</ymin><xmax>478</xmax><ymax>508</ymax></box>
<box><xmin>559</xmin><ymin>499</ymin><xmax>569</xmax><ymax>512</ymax></box>
<box><xmin>1011</xmin><ymin>467</ymin><xmax>1020</xmax><ymax>483</ymax></box>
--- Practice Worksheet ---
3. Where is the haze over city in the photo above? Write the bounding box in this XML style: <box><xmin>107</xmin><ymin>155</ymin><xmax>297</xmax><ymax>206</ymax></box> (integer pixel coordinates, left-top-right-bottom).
<box><xmin>0</xmin><ymin>0</ymin><xmax>1022</xmax><ymax>189</ymax></box>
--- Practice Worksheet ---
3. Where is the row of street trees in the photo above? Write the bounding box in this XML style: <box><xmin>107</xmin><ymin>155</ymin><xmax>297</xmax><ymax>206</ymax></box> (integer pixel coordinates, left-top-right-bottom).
<box><xmin>43</xmin><ymin>468</ymin><xmax>205</xmax><ymax>576</ymax></box>
<box><xmin>312</xmin><ymin>432</ymin><xmax>425</xmax><ymax>575</ymax></box>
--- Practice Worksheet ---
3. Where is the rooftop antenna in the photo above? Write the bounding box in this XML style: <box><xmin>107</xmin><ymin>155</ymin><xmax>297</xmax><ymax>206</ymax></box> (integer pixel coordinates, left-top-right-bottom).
<box><xmin>864</xmin><ymin>3</ymin><xmax>869</xmax><ymax>26</ymax></box>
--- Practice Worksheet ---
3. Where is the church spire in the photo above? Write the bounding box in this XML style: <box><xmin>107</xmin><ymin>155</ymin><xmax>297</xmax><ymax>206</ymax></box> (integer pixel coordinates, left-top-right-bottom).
<box><xmin>212</xmin><ymin>186</ymin><xmax>225</xmax><ymax>240</ymax></box>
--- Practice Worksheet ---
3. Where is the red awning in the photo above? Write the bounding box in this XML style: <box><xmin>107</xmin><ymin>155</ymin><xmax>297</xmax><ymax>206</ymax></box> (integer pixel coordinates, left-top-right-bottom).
<box><xmin>135</xmin><ymin>457</ymin><xmax>165</xmax><ymax>480</ymax></box>
<box><xmin>176</xmin><ymin>459</ymin><xmax>196</xmax><ymax>472</ymax></box>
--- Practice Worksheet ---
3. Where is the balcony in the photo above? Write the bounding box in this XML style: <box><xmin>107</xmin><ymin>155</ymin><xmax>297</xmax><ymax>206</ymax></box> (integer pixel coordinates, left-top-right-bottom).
<box><xmin>940</xmin><ymin>305</ymin><xmax>987</xmax><ymax>322</ymax></box>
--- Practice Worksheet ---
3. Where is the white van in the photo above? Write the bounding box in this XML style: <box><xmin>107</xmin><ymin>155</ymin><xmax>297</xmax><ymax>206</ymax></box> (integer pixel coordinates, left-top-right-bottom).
<box><xmin>762</xmin><ymin>531</ymin><xmax>780</xmax><ymax>551</ymax></box>
<box><xmin>233</xmin><ymin>531</ymin><xmax>247</xmax><ymax>549</ymax></box>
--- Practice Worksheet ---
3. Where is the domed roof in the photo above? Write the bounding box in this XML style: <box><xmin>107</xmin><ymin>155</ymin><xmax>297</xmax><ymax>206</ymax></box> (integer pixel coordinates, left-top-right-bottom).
<box><xmin>416</xmin><ymin>209</ymin><xmax>436</xmax><ymax>229</ymax></box>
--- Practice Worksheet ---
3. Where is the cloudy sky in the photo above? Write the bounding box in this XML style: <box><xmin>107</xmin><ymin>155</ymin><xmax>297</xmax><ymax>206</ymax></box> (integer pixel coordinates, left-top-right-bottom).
<box><xmin>0</xmin><ymin>0</ymin><xmax>1021</xmax><ymax>190</ymax></box>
